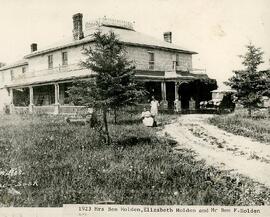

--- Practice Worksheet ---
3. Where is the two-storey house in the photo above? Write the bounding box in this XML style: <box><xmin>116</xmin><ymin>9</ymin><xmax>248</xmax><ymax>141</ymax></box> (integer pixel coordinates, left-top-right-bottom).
<box><xmin>0</xmin><ymin>13</ymin><xmax>217</xmax><ymax>114</ymax></box>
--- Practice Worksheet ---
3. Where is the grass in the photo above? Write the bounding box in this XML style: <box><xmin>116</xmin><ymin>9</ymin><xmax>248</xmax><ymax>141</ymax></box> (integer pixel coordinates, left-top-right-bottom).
<box><xmin>209</xmin><ymin>109</ymin><xmax>270</xmax><ymax>144</ymax></box>
<box><xmin>0</xmin><ymin>112</ymin><xmax>270</xmax><ymax>206</ymax></box>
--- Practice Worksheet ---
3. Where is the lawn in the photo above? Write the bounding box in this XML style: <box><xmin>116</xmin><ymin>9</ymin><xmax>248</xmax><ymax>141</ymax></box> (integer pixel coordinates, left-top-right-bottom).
<box><xmin>0</xmin><ymin>112</ymin><xmax>270</xmax><ymax>206</ymax></box>
<box><xmin>209</xmin><ymin>109</ymin><xmax>270</xmax><ymax>144</ymax></box>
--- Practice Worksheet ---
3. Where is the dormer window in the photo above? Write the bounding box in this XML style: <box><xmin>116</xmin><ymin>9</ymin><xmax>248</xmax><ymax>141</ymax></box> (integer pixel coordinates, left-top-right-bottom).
<box><xmin>148</xmin><ymin>51</ymin><xmax>155</xmax><ymax>70</ymax></box>
<box><xmin>62</xmin><ymin>52</ymin><xmax>68</xmax><ymax>66</ymax></box>
<box><xmin>48</xmin><ymin>55</ymin><xmax>53</xmax><ymax>69</ymax></box>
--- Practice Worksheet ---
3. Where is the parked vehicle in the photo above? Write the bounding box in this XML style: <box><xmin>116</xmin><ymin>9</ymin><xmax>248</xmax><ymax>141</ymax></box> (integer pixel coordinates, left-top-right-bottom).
<box><xmin>200</xmin><ymin>88</ymin><xmax>236</xmax><ymax>113</ymax></box>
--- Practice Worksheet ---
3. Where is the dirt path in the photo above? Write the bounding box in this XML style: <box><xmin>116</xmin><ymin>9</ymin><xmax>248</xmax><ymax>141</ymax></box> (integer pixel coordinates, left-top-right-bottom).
<box><xmin>163</xmin><ymin>114</ymin><xmax>270</xmax><ymax>188</ymax></box>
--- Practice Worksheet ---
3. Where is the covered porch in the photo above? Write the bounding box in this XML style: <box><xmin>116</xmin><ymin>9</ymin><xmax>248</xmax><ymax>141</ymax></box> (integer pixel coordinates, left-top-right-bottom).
<box><xmin>8</xmin><ymin>70</ymin><xmax>217</xmax><ymax>115</ymax></box>
<box><xmin>9</xmin><ymin>82</ymin><xmax>87</xmax><ymax>115</ymax></box>
<box><xmin>135</xmin><ymin>69</ymin><xmax>217</xmax><ymax>113</ymax></box>
<box><xmin>143</xmin><ymin>79</ymin><xmax>217</xmax><ymax>113</ymax></box>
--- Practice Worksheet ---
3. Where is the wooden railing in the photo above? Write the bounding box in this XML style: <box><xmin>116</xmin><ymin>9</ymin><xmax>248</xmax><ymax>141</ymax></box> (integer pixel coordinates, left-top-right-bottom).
<box><xmin>59</xmin><ymin>106</ymin><xmax>87</xmax><ymax>115</ymax></box>
<box><xmin>13</xmin><ymin>105</ymin><xmax>88</xmax><ymax>115</ymax></box>
<box><xmin>34</xmin><ymin>106</ymin><xmax>55</xmax><ymax>114</ymax></box>
<box><xmin>14</xmin><ymin>106</ymin><xmax>29</xmax><ymax>115</ymax></box>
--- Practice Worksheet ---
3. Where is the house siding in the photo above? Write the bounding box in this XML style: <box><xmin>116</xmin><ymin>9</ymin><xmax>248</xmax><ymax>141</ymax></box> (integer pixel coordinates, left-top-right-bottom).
<box><xmin>0</xmin><ymin>65</ymin><xmax>28</xmax><ymax>88</ymax></box>
<box><xmin>0</xmin><ymin>35</ymin><xmax>193</xmax><ymax>113</ymax></box>
<box><xmin>0</xmin><ymin>88</ymin><xmax>10</xmax><ymax>112</ymax></box>
<box><xmin>126</xmin><ymin>46</ymin><xmax>192</xmax><ymax>71</ymax></box>
<box><xmin>5</xmin><ymin>44</ymin><xmax>193</xmax><ymax>86</ymax></box>
<box><xmin>28</xmin><ymin>46</ymin><xmax>84</xmax><ymax>74</ymax></box>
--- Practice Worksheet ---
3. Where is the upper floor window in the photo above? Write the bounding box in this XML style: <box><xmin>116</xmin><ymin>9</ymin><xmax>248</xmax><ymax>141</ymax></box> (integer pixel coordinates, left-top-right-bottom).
<box><xmin>48</xmin><ymin>55</ymin><xmax>53</xmax><ymax>69</ymax></box>
<box><xmin>62</xmin><ymin>52</ymin><xmax>68</xmax><ymax>66</ymax></box>
<box><xmin>10</xmin><ymin>70</ymin><xmax>14</xmax><ymax>80</ymax></box>
<box><xmin>172</xmin><ymin>53</ymin><xmax>179</xmax><ymax>70</ymax></box>
<box><xmin>22</xmin><ymin>67</ymin><xmax>26</xmax><ymax>74</ymax></box>
<box><xmin>176</xmin><ymin>54</ymin><xmax>180</xmax><ymax>66</ymax></box>
<box><xmin>148</xmin><ymin>51</ymin><xmax>155</xmax><ymax>70</ymax></box>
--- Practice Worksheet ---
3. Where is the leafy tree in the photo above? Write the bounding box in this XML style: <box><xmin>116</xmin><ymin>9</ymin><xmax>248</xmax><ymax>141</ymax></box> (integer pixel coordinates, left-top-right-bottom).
<box><xmin>68</xmin><ymin>31</ymin><xmax>145</xmax><ymax>144</ymax></box>
<box><xmin>226</xmin><ymin>43</ymin><xmax>269</xmax><ymax>116</ymax></box>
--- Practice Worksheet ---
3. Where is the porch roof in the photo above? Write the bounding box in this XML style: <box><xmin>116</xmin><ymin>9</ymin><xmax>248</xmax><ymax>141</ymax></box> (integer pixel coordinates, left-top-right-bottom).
<box><xmin>135</xmin><ymin>70</ymin><xmax>210</xmax><ymax>81</ymax></box>
<box><xmin>5</xmin><ymin>68</ymin><xmax>213</xmax><ymax>88</ymax></box>
<box><xmin>5</xmin><ymin>68</ymin><xmax>95</xmax><ymax>88</ymax></box>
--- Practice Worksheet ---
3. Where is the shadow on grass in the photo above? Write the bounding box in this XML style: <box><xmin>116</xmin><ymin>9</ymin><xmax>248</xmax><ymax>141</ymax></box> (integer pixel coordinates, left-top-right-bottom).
<box><xmin>115</xmin><ymin>136</ymin><xmax>152</xmax><ymax>147</ymax></box>
<box><xmin>112</xmin><ymin>118</ymin><xmax>142</xmax><ymax>125</ymax></box>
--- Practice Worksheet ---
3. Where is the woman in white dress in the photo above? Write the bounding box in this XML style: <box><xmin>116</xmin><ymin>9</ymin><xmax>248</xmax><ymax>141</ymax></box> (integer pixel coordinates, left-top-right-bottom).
<box><xmin>150</xmin><ymin>96</ymin><xmax>159</xmax><ymax>117</ymax></box>
<box><xmin>141</xmin><ymin>107</ymin><xmax>154</xmax><ymax>127</ymax></box>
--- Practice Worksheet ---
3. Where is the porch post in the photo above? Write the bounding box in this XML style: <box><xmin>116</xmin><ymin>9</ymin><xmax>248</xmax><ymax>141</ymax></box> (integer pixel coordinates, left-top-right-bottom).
<box><xmin>189</xmin><ymin>97</ymin><xmax>196</xmax><ymax>111</ymax></box>
<box><xmin>54</xmin><ymin>83</ymin><xmax>60</xmax><ymax>114</ymax></box>
<box><xmin>9</xmin><ymin>88</ymin><xmax>14</xmax><ymax>114</ymax></box>
<box><xmin>174</xmin><ymin>82</ymin><xmax>181</xmax><ymax>112</ymax></box>
<box><xmin>29</xmin><ymin>86</ymin><xmax>34</xmax><ymax>113</ymax></box>
<box><xmin>160</xmin><ymin>81</ymin><xmax>168</xmax><ymax>109</ymax></box>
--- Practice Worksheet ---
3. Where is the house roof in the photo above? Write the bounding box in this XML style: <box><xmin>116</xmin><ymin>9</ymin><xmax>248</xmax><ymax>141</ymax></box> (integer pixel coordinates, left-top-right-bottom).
<box><xmin>25</xmin><ymin>25</ymin><xmax>197</xmax><ymax>58</ymax></box>
<box><xmin>0</xmin><ymin>59</ymin><xmax>28</xmax><ymax>71</ymax></box>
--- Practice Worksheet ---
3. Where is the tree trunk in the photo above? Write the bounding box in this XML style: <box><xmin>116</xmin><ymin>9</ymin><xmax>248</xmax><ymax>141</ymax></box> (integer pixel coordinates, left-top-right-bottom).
<box><xmin>102</xmin><ymin>108</ymin><xmax>110</xmax><ymax>145</ymax></box>
<box><xmin>114</xmin><ymin>109</ymin><xmax>117</xmax><ymax>124</ymax></box>
<box><xmin>248</xmin><ymin>107</ymin><xmax>252</xmax><ymax>117</ymax></box>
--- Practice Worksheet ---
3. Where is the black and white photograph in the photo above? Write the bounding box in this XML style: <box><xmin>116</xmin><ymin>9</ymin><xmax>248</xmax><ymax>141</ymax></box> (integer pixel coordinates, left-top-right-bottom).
<box><xmin>0</xmin><ymin>0</ymin><xmax>269</xmax><ymax>216</ymax></box>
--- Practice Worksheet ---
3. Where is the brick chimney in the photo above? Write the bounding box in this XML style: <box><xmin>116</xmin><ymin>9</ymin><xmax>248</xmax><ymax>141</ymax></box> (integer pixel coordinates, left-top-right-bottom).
<box><xmin>72</xmin><ymin>13</ymin><xmax>84</xmax><ymax>40</ymax></box>
<box><xmin>163</xmin><ymin>32</ymin><xmax>172</xmax><ymax>43</ymax></box>
<box><xmin>31</xmin><ymin>43</ymin><xmax>37</xmax><ymax>52</ymax></box>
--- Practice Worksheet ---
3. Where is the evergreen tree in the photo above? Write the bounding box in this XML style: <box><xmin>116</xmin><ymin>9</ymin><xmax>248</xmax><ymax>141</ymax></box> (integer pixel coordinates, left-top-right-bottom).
<box><xmin>226</xmin><ymin>43</ymin><xmax>269</xmax><ymax>116</ymax></box>
<box><xmin>68</xmin><ymin>30</ymin><xmax>145</xmax><ymax>144</ymax></box>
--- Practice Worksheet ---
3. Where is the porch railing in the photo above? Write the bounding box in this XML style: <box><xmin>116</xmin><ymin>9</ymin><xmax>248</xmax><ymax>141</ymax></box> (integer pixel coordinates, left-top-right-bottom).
<box><xmin>34</xmin><ymin>106</ymin><xmax>55</xmax><ymax>114</ymax></box>
<box><xmin>13</xmin><ymin>105</ymin><xmax>87</xmax><ymax>115</ymax></box>
<box><xmin>14</xmin><ymin>106</ymin><xmax>29</xmax><ymax>115</ymax></box>
<box><xmin>59</xmin><ymin>105</ymin><xmax>87</xmax><ymax>115</ymax></box>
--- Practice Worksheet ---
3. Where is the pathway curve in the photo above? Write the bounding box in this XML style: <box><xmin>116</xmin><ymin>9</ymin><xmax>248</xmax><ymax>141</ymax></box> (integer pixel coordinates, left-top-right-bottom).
<box><xmin>163</xmin><ymin>114</ymin><xmax>270</xmax><ymax>188</ymax></box>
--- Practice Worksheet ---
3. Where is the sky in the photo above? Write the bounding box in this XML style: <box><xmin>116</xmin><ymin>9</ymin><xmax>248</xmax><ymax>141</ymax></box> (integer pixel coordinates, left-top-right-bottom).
<box><xmin>0</xmin><ymin>0</ymin><xmax>269</xmax><ymax>87</ymax></box>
